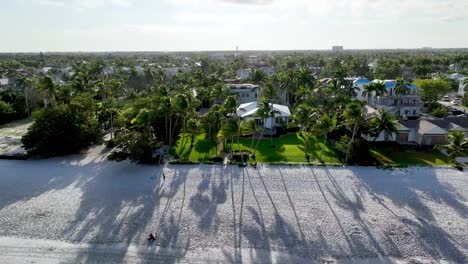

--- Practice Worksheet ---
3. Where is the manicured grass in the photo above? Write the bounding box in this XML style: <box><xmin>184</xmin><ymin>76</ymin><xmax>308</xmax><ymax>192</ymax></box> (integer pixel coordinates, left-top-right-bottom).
<box><xmin>229</xmin><ymin>132</ymin><xmax>341</xmax><ymax>164</ymax></box>
<box><xmin>171</xmin><ymin>133</ymin><xmax>218</xmax><ymax>161</ymax></box>
<box><xmin>370</xmin><ymin>148</ymin><xmax>452</xmax><ymax>166</ymax></box>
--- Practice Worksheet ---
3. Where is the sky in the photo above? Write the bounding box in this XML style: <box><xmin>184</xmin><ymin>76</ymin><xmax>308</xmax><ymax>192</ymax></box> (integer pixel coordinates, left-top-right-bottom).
<box><xmin>1</xmin><ymin>0</ymin><xmax>468</xmax><ymax>52</ymax></box>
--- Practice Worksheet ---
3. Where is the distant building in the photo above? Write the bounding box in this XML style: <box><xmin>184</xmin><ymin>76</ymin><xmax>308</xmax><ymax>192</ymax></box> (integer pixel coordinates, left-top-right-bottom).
<box><xmin>332</xmin><ymin>46</ymin><xmax>344</xmax><ymax>52</ymax></box>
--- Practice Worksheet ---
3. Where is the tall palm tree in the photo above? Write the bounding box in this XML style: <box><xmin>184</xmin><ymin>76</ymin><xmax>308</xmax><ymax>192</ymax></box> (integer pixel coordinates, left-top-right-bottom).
<box><xmin>394</xmin><ymin>78</ymin><xmax>411</xmax><ymax>116</ymax></box>
<box><xmin>370</xmin><ymin>110</ymin><xmax>397</xmax><ymax>142</ymax></box>
<box><xmin>314</xmin><ymin>113</ymin><xmax>337</xmax><ymax>162</ymax></box>
<box><xmin>14</xmin><ymin>74</ymin><xmax>33</xmax><ymax>116</ymax></box>
<box><xmin>252</xmin><ymin>100</ymin><xmax>271</xmax><ymax>158</ymax></box>
<box><xmin>242</xmin><ymin>119</ymin><xmax>257</xmax><ymax>154</ymax></box>
<box><xmin>293</xmin><ymin>104</ymin><xmax>317</xmax><ymax>160</ymax></box>
<box><xmin>37</xmin><ymin>75</ymin><xmax>57</xmax><ymax>108</ymax></box>
<box><xmin>437</xmin><ymin>131</ymin><xmax>468</xmax><ymax>161</ymax></box>
<box><xmin>344</xmin><ymin>101</ymin><xmax>366</xmax><ymax>163</ymax></box>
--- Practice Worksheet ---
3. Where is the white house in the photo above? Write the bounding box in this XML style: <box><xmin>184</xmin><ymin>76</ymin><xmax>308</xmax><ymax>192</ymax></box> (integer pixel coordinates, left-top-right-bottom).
<box><xmin>236</xmin><ymin>102</ymin><xmax>291</xmax><ymax>129</ymax></box>
<box><xmin>368</xmin><ymin>80</ymin><xmax>422</xmax><ymax>118</ymax></box>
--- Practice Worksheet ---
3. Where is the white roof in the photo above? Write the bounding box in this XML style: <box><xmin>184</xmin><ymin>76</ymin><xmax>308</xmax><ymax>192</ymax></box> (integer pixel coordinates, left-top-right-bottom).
<box><xmin>0</xmin><ymin>78</ymin><xmax>9</xmax><ymax>86</ymax></box>
<box><xmin>236</xmin><ymin>102</ymin><xmax>291</xmax><ymax>118</ymax></box>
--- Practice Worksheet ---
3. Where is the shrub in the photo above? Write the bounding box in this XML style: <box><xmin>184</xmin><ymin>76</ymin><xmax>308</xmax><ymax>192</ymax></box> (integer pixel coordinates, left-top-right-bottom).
<box><xmin>0</xmin><ymin>100</ymin><xmax>15</xmax><ymax>124</ymax></box>
<box><xmin>22</xmin><ymin>99</ymin><xmax>102</xmax><ymax>157</ymax></box>
<box><xmin>211</xmin><ymin>156</ymin><xmax>224</xmax><ymax>163</ymax></box>
<box><xmin>112</xmin><ymin>130</ymin><xmax>160</xmax><ymax>164</ymax></box>
<box><xmin>335</xmin><ymin>135</ymin><xmax>372</xmax><ymax>165</ymax></box>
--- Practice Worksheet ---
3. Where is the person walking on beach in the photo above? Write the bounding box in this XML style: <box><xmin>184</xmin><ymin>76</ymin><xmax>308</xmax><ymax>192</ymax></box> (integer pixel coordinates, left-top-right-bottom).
<box><xmin>148</xmin><ymin>233</ymin><xmax>156</xmax><ymax>242</ymax></box>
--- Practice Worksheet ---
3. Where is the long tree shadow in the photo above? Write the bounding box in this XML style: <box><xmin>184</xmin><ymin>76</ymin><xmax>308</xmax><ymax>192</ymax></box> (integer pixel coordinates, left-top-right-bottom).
<box><xmin>189</xmin><ymin>166</ymin><xmax>227</xmax><ymax>232</ymax></box>
<box><xmin>323</xmin><ymin>167</ymin><xmax>387</xmax><ymax>258</ymax></box>
<box><xmin>351</xmin><ymin>166</ymin><xmax>468</xmax><ymax>261</ymax></box>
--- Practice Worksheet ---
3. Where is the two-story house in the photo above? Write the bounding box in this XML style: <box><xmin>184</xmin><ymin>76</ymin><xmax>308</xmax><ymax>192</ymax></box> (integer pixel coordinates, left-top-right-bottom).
<box><xmin>357</xmin><ymin>79</ymin><xmax>422</xmax><ymax>118</ymax></box>
<box><xmin>226</xmin><ymin>84</ymin><xmax>259</xmax><ymax>104</ymax></box>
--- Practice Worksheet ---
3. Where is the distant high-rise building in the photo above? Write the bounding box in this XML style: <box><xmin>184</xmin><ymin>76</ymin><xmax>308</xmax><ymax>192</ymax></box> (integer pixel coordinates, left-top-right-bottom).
<box><xmin>332</xmin><ymin>46</ymin><xmax>344</xmax><ymax>52</ymax></box>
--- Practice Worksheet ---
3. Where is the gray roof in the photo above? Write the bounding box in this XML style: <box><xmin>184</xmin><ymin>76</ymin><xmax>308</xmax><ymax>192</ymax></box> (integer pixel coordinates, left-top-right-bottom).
<box><xmin>444</xmin><ymin>117</ymin><xmax>468</xmax><ymax>129</ymax></box>
<box><xmin>398</xmin><ymin>120</ymin><xmax>448</xmax><ymax>135</ymax></box>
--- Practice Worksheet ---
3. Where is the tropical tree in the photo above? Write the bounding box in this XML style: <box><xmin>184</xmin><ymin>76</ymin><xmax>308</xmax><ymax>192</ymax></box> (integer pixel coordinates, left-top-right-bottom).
<box><xmin>344</xmin><ymin>101</ymin><xmax>367</xmax><ymax>163</ymax></box>
<box><xmin>341</xmin><ymin>79</ymin><xmax>360</xmax><ymax>99</ymax></box>
<box><xmin>370</xmin><ymin>110</ymin><xmax>397</xmax><ymax>142</ymax></box>
<box><xmin>242</xmin><ymin>119</ymin><xmax>257</xmax><ymax>152</ymax></box>
<box><xmin>394</xmin><ymin>78</ymin><xmax>411</xmax><ymax>116</ymax></box>
<box><xmin>437</xmin><ymin>131</ymin><xmax>468</xmax><ymax>161</ymax></box>
<box><xmin>249</xmin><ymin>68</ymin><xmax>267</xmax><ymax>85</ymax></box>
<box><xmin>261</xmin><ymin>82</ymin><xmax>278</xmax><ymax>103</ymax></box>
<box><xmin>14</xmin><ymin>74</ymin><xmax>33</xmax><ymax>116</ymax></box>
<box><xmin>37</xmin><ymin>75</ymin><xmax>57</xmax><ymax>108</ymax></box>
<box><xmin>362</xmin><ymin>81</ymin><xmax>387</xmax><ymax>105</ymax></box>
<box><xmin>293</xmin><ymin>104</ymin><xmax>317</xmax><ymax>160</ymax></box>
<box><xmin>314</xmin><ymin>113</ymin><xmax>337</xmax><ymax>162</ymax></box>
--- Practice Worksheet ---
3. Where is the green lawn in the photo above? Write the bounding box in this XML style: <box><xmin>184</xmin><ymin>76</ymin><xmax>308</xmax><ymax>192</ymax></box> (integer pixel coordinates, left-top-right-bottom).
<box><xmin>370</xmin><ymin>148</ymin><xmax>452</xmax><ymax>166</ymax></box>
<box><xmin>172</xmin><ymin>131</ymin><xmax>453</xmax><ymax>167</ymax></box>
<box><xmin>229</xmin><ymin>132</ymin><xmax>341</xmax><ymax>164</ymax></box>
<box><xmin>171</xmin><ymin>133</ymin><xmax>217</xmax><ymax>161</ymax></box>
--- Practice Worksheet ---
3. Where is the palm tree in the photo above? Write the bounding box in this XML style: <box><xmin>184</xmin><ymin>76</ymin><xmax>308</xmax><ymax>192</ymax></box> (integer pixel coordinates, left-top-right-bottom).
<box><xmin>218</xmin><ymin>117</ymin><xmax>238</xmax><ymax>155</ymax></box>
<box><xmin>222</xmin><ymin>95</ymin><xmax>238</xmax><ymax>116</ymax></box>
<box><xmin>314</xmin><ymin>113</ymin><xmax>337</xmax><ymax>162</ymax></box>
<box><xmin>252</xmin><ymin>100</ymin><xmax>271</xmax><ymax>158</ymax></box>
<box><xmin>437</xmin><ymin>131</ymin><xmax>468</xmax><ymax>161</ymax></box>
<box><xmin>294</xmin><ymin>66</ymin><xmax>314</xmax><ymax>88</ymax></box>
<box><xmin>174</xmin><ymin>93</ymin><xmax>190</xmax><ymax>157</ymax></box>
<box><xmin>370</xmin><ymin>110</ymin><xmax>397</xmax><ymax>142</ymax></box>
<box><xmin>261</xmin><ymin>82</ymin><xmax>278</xmax><ymax>103</ymax></box>
<box><xmin>37</xmin><ymin>75</ymin><xmax>57</xmax><ymax>108</ymax></box>
<box><xmin>249</xmin><ymin>69</ymin><xmax>267</xmax><ymax>85</ymax></box>
<box><xmin>14</xmin><ymin>74</ymin><xmax>33</xmax><ymax>116</ymax></box>
<box><xmin>293</xmin><ymin>104</ymin><xmax>317</xmax><ymax>160</ymax></box>
<box><xmin>341</xmin><ymin>79</ymin><xmax>360</xmax><ymax>99</ymax></box>
<box><xmin>394</xmin><ymin>78</ymin><xmax>410</xmax><ymax>116</ymax></box>
<box><xmin>344</xmin><ymin>101</ymin><xmax>366</xmax><ymax>163</ymax></box>
<box><xmin>242</xmin><ymin>119</ymin><xmax>257</xmax><ymax>154</ymax></box>
<box><xmin>362</xmin><ymin>81</ymin><xmax>387</xmax><ymax>105</ymax></box>
<box><xmin>185</xmin><ymin>117</ymin><xmax>199</xmax><ymax>149</ymax></box>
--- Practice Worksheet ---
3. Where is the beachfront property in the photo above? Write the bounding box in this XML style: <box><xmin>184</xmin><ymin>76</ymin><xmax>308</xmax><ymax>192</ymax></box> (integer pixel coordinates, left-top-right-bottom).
<box><xmin>364</xmin><ymin>116</ymin><xmax>468</xmax><ymax>146</ymax></box>
<box><xmin>353</xmin><ymin>78</ymin><xmax>422</xmax><ymax>118</ymax></box>
<box><xmin>236</xmin><ymin>101</ymin><xmax>291</xmax><ymax>129</ymax></box>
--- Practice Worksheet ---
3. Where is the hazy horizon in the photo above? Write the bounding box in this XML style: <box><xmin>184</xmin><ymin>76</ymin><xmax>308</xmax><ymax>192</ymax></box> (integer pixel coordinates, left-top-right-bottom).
<box><xmin>2</xmin><ymin>0</ymin><xmax>468</xmax><ymax>52</ymax></box>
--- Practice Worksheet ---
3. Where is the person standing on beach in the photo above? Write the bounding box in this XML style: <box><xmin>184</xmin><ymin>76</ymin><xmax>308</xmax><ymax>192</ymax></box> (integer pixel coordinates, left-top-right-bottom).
<box><xmin>162</xmin><ymin>173</ymin><xmax>166</xmax><ymax>181</ymax></box>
